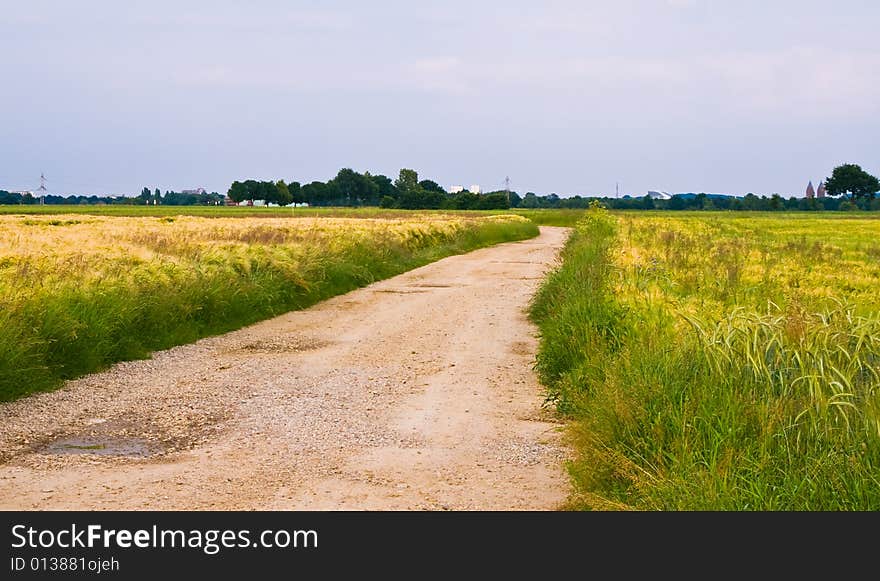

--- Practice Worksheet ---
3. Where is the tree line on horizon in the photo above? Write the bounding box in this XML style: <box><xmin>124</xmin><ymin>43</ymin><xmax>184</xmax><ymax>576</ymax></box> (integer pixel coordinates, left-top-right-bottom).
<box><xmin>226</xmin><ymin>168</ymin><xmax>512</xmax><ymax>210</ymax></box>
<box><xmin>2</xmin><ymin>163</ymin><xmax>876</xmax><ymax>211</ymax></box>
<box><xmin>0</xmin><ymin>188</ymin><xmax>225</xmax><ymax>206</ymax></box>
<box><xmin>226</xmin><ymin>163</ymin><xmax>880</xmax><ymax>211</ymax></box>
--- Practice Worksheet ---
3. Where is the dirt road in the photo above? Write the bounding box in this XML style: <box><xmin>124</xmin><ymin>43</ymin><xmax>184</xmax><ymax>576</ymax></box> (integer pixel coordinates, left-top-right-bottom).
<box><xmin>0</xmin><ymin>226</ymin><xmax>569</xmax><ymax>510</ymax></box>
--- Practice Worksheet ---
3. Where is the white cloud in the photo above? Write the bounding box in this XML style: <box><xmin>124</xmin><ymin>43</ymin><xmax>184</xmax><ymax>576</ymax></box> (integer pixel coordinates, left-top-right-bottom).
<box><xmin>404</xmin><ymin>47</ymin><xmax>880</xmax><ymax>119</ymax></box>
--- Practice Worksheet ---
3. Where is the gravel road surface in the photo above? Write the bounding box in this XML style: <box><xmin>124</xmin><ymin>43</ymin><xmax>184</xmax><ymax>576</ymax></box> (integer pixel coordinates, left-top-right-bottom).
<box><xmin>0</xmin><ymin>226</ymin><xmax>570</xmax><ymax>510</ymax></box>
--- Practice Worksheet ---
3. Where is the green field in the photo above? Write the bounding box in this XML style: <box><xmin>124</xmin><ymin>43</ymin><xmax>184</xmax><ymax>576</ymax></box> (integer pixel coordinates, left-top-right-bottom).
<box><xmin>532</xmin><ymin>209</ymin><xmax>880</xmax><ymax>510</ymax></box>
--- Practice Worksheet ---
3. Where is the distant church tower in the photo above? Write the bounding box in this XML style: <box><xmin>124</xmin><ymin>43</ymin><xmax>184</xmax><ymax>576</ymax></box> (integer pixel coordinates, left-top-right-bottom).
<box><xmin>817</xmin><ymin>181</ymin><xmax>826</xmax><ymax>198</ymax></box>
<box><xmin>805</xmin><ymin>181</ymin><xmax>815</xmax><ymax>199</ymax></box>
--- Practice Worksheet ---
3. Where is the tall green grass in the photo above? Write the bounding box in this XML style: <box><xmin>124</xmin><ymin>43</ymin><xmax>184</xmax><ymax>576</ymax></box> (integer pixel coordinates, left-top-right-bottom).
<box><xmin>530</xmin><ymin>207</ymin><xmax>880</xmax><ymax>510</ymax></box>
<box><xmin>0</xmin><ymin>216</ymin><xmax>537</xmax><ymax>402</ymax></box>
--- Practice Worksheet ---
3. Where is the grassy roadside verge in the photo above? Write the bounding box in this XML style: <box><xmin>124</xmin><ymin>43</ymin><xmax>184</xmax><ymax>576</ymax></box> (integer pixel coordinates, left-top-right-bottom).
<box><xmin>530</xmin><ymin>207</ymin><xmax>880</xmax><ymax>510</ymax></box>
<box><xmin>1</xmin><ymin>214</ymin><xmax>537</xmax><ymax>402</ymax></box>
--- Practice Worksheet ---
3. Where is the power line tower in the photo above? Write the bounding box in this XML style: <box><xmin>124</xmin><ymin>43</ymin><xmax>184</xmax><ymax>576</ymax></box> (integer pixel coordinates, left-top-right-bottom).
<box><xmin>37</xmin><ymin>173</ymin><xmax>48</xmax><ymax>205</ymax></box>
<box><xmin>504</xmin><ymin>176</ymin><xmax>511</xmax><ymax>206</ymax></box>
<box><xmin>616</xmin><ymin>182</ymin><xmax>620</xmax><ymax>199</ymax></box>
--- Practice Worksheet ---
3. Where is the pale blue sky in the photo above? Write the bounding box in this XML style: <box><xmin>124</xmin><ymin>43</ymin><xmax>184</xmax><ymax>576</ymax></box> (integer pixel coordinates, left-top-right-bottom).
<box><xmin>2</xmin><ymin>1</ymin><xmax>878</xmax><ymax>197</ymax></box>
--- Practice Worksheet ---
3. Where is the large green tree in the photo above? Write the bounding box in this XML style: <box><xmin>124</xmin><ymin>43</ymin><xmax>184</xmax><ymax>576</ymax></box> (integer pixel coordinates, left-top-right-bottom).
<box><xmin>331</xmin><ymin>168</ymin><xmax>378</xmax><ymax>206</ymax></box>
<box><xmin>825</xmin><ymin>164</ymin><xmax>880</xmax><ymax>200</ymax></box>
<box><xmin>394</xmin><ymin>168</ymin><xmax>420</xmax><ymax>194</ymax></box>
<box><xmin>227</xmin><ymin>181</ymin><xmax>246</xmax><ymax>203</ymax></box>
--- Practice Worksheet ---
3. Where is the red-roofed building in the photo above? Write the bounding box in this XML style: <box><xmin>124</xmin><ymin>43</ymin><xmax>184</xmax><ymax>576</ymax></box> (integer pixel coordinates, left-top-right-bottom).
<box><xmin>805</xmin><ymin>181</ymin><xmax>816</xmax><ymax>199</ymax></box>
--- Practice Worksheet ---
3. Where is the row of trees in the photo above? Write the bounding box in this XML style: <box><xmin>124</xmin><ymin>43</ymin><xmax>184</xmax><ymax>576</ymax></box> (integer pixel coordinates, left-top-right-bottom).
<box><xmin>587</xmin><ymin>193</ymin><xmax>880</xmax><ymax>212</ymax></box>
<box><xmin>3</xmin><ymin>164</ymin><xmax>875</xmax><ymax>210</ymax></box>
<box><xmin>0</xmin><ymin>189</ymin><xmax>224</xmax><ymax>206</ymax></box>
<box><xmin>227</xmin><ymin>168</ymin><xmax>512</xmax><ymax>210</ymax></box>
<box><xmin>509</xmin><ymin>163</ymin><xmax>880</xmax><ymax>211</ymax></box>
<box><xmin>136</xmin><ymin>188</ymin><xmax>224</xmax><ymax>205</ymax></box>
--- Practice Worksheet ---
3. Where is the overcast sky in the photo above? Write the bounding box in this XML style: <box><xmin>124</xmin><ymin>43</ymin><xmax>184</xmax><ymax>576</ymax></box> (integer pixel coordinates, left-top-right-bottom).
<box><xmin>2</xmin><ymin>1</ymin><xmax>878</xmax><ymax>197</ymax></box>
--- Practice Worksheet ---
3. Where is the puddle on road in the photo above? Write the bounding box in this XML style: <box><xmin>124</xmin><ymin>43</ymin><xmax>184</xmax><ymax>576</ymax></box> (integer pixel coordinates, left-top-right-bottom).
<box><xmin>373</xmin><ymin>289</ymin><xmax>430</xmax><ymax>294</ymax></box>
<box><xmin>489</xmin><ymin>260</ymin><xmax>542</xmax><ymax>264</ymax></box>
<box><xmin>43</xmin><ymin>437</ymin><xmax>153</xmax><ymax>458</ymax></box>
<box><xmin>238</xmin><ymin>336</ymin><xmax>329</xmax><ymax>353</ymax></box>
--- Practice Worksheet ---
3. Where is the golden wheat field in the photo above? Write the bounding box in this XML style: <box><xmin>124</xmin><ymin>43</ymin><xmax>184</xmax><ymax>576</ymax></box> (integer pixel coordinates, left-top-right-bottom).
<box><xmin>0</xmin><ymin>212</ymin><xmax>537</xmax><ymax>401</ymax></box>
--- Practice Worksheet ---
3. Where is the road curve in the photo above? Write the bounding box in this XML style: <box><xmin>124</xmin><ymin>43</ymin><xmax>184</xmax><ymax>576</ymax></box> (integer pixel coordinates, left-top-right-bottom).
<box><xmin>0</xmin><ymin>226</ymin><xmax>570</xmax><ymax>510</ymax></box>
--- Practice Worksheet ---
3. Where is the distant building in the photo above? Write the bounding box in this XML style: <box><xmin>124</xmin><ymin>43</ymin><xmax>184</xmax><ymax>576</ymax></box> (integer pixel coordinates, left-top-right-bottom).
<box><xmin>182</xmin><ymin>187</ymin><xmax>206</xmax><ymax>195</ymax></box>
<box><xmin>468</xmin><ymin>184</ymin><xmax>481</xmax><ymax>194</ymax></box>
<box><xmin>817</xmin><ymin>181</ymin><xmax>826</xmax><ymax>198</ymax></box>
<box><xmin>646</xmin><ymin>191</ymin><xmax>672</xmax><ymax>200</ymax></box>
<box><xmin>805</xmin><ymin>181</ymin><xmax>816</xmax><ymax>199</ymax></box>
<box><xmin>449</xmin><ymin>185</ymin><xmax>464</xmax><ymax>194</ymax></box>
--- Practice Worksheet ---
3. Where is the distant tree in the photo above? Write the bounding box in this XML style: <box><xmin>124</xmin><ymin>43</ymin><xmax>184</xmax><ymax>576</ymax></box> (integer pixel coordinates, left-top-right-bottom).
<box><xmin>0</xmin><ymin>190</ymin><xmax>23</xmax><ymax>204</ymax></box>
<box><xmin>275</xmin><ymin>180</ymin><xmax>292</xmax><ymax>206</ymax></box>
<box><xmin>227</xmin><ymin>181</ymin><xmax>247</xmax><ymax>203</ymax></box>
<box><xmin>369</xmin><ymin>174</ymin><xmax>397</xmax><ymax>203</ymax></box>
<box><xmin>288</xmin><ymin>181</ymin><xmax>304</xmax><ymax>205</ymax></box>
<box><xmin>825</xmin><ymin>164</ymin><xmax>880</xmax><ymax>200</ymax></box>
<box><xmin>153</xmin><ymin>188</ymin><xmax>162</xmax><ymax>204</ymax></box>
<box><xmin>667</xmin><ymin>195</ymin><xmax>687</xmax><ymax>210</ymax></box>
<box><xmin>302</xmin><ymin>181</ymin><xmax>337</xmax><ymax>206</ymax></box>
<box><xmin>742</xmin><ymin>193</ymin><xmax>761</xmax><ymax>211</ymax></box>
<box><xmin>242</xmin><ymin>180</ymin><xmax>262</xmax><ymax>203</ymax></box>
<box><xmin>394</xmin><ymin>169</ymin><xmax>420</xmax><ymax>194</ymax></box>
<box><xmin>474</xmin><ymin>192</ymin><xmax>510</xmax><ymax>210</ymax></box>
<box><xmin>520</xmin><ymin>192</ymin><xmax>539</xmax><ymax>209</ymax></box>
<box><xmin>398</xmin><ymin>189</ymin><xmax>428</xmax><ymax>209</ymax></box>
<box><xmin>769</xmin><ymin>194</ymin><xmax>783</xmax><ymax>210</ymax></box>
<box><xmin>418</xmin><ymin>179</ymin><xmax>445</xmax><ymax>194</ymax></box>
<box><xmin>426</xmin><ymin>190</ymin><xmax>447</xmax><ymax>209</ymax></box>
<box><xmin>359</xmin><ymin>172</ymin><xmax>381</xmax><ymax>205</ymax></box>
<box><xmin>447</xmin><ymin>192</ymin><xmax>477</xmax><ymax>210</ymax></box>
<box><xmin>508</xmin><ymin>191</ymin><xmax>522</xmax><ymax>208</ymax></box>
<box><xmin>332</xmin><ymin>168</ymin><xmax>360</xmax><ymax>205</ymax></box>
<box><xmin>380</xmin><ymin>195</ymin><xmax>396</xmax><ymax>208</ymax></box>
<box><xmin>258</xmin><ymin>181</ymin><xmax>277</xmax><ymax>204</ymax></box>
<box><xmin>331</xmin><ymin>168</ymin><xmax>378</xmax><ymax>206</ymax></box>
<box><xmin>395</xmin><ymin>169</ymin><xmax>430</xmax><ymax>209</ymax></box>
<box><xmin>135</xmin><ymin>187</ymin><xmax>151</xmax><ymax>205</ymax></box>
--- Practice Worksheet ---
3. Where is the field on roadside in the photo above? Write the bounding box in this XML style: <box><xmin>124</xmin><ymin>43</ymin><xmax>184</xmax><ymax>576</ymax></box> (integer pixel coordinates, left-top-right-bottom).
<box><xmin>0</xmin><ymin>204</ymin><xmax>585</xmax><ymax>226</ymax></box>
<box><xmin>0</xmin><ymin>212</ymin><xmax>537</xmax><ymax>402</ymax></box>
<box><xmin>531</xmin><ymin>209</ymin><xmax>880</xmax><ymax>510</ymax></box>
